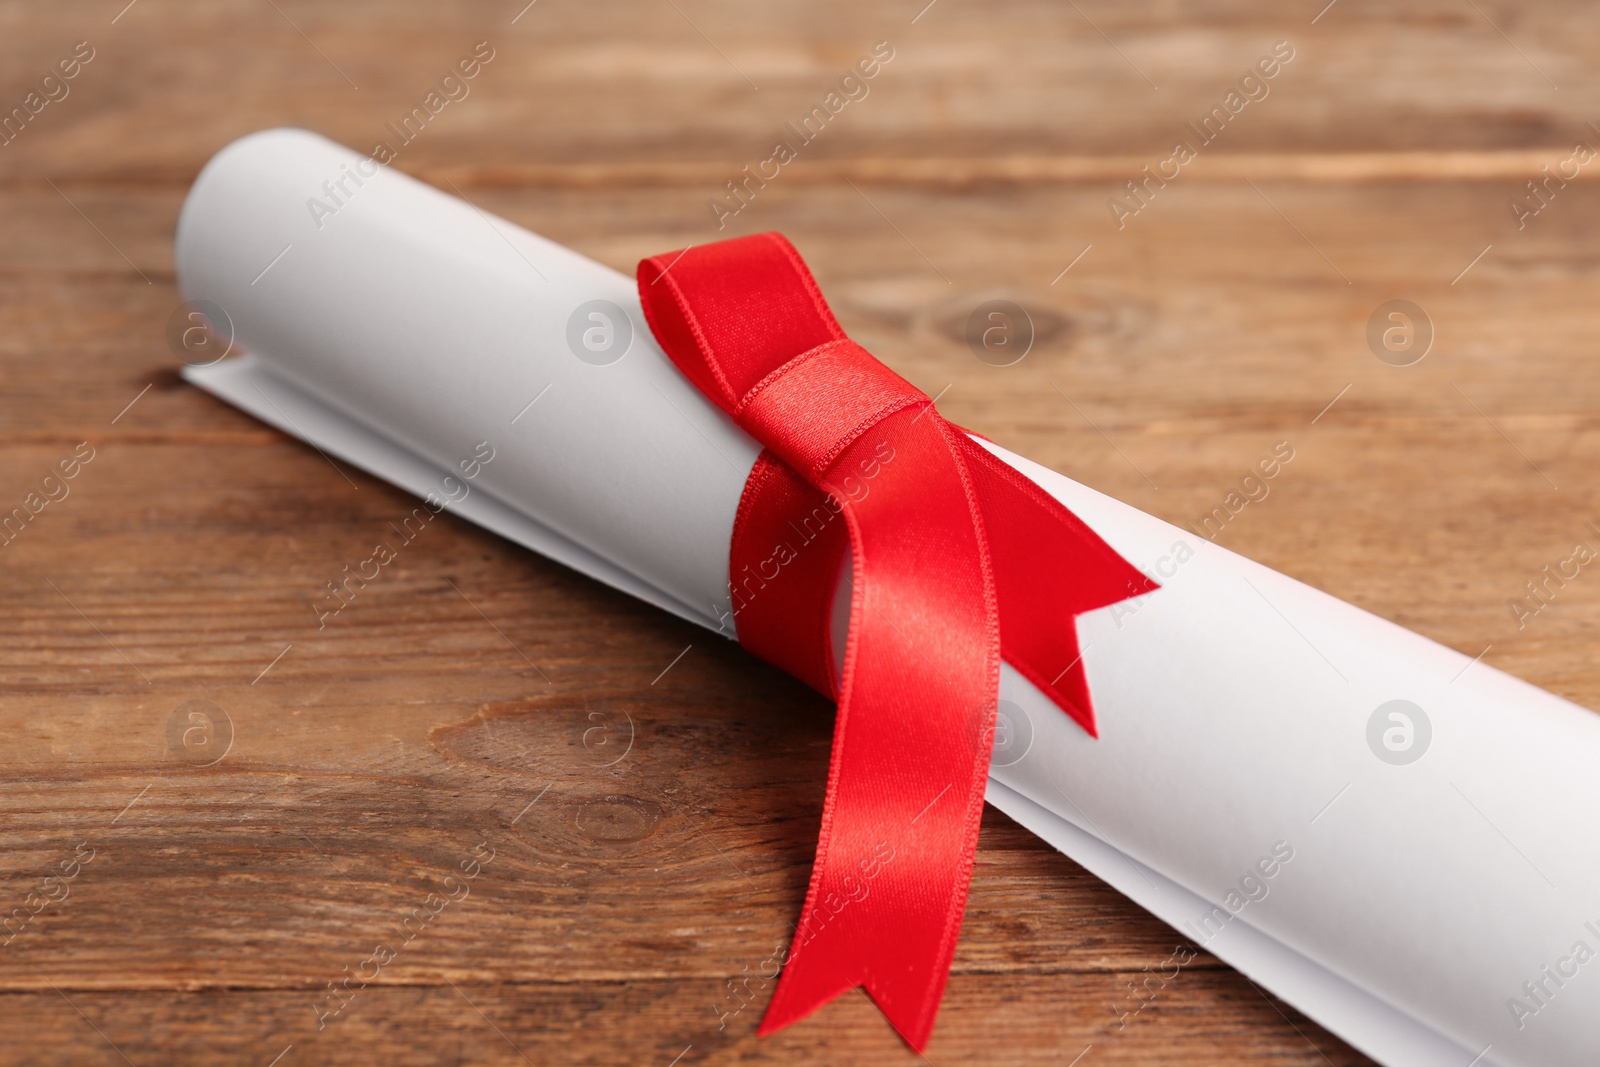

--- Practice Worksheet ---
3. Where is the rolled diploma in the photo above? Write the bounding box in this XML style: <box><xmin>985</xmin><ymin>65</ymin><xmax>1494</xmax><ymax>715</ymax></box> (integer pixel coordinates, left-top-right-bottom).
<box><xmin>176</xmin><ymin>129</ymin><xmax>1600</xmax><ymax>1067</ymax></box>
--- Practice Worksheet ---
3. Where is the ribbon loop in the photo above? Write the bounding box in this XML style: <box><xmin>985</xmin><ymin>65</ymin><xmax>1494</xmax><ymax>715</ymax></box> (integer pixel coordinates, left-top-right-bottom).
<box><xmin>638</xmin><ymin>233</ymin><xmax>846</xmax><ymax>414</ymax></box>
<box><xmin>637</xmin><ymin>232</ymin><xmax>1157</xmax><ymax>1052</ymax></box>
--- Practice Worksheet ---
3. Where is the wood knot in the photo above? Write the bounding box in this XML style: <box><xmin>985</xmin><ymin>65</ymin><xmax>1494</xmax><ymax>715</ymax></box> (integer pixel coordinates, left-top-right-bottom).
<box><xmin>575</xmin><ymin>795</ymin><xmax>663</xmax><ymax>844</ymax></box>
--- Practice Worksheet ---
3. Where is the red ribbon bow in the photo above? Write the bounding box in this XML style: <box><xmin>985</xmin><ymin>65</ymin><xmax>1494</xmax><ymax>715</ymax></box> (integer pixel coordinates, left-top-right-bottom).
<box><xmin>637</xmin><ymin>233</ymin><xmax>1155</xmax><ymax>1050</ymax></box>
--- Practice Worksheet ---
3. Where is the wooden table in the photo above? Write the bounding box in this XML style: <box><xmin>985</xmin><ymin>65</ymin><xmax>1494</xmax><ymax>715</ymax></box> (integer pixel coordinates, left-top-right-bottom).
<box><xmin>3</xmin><ymin>1</ymin><xmax>1596</xmax><ymax>1063</ymax></box>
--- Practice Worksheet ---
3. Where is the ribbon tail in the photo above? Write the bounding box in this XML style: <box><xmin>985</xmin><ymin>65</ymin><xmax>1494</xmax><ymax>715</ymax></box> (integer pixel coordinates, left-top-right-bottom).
<box><xmin>759</xmin><ymin>943</ymin><xmax>950</xmax><ymax>1052</ymax></box>
<box><xmin>757</xmin><ymin>416</ymin><xmax>999</xmax><ymax>1054</ymax></box>
<box><xmin>957</xmin><ymin>434</ymin><xmax>1159</xmax><ymax>735</ymax></box>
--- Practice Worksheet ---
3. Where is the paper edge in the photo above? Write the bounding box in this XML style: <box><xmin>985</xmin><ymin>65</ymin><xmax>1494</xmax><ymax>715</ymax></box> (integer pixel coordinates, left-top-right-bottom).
<box><xmin>183</xmin><ymin>354</ymin><xmax>725</xmax><ymax>634</ymax></box>
<box><xmin>984</xmin><ymin>779</ymin><xmax>1493</xmax><ymax>1067</ymax></box>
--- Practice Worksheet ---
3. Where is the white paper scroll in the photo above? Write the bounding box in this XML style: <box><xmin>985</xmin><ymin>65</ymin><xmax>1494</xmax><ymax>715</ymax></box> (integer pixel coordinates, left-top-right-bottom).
<box><xmin>177</xmin><ymin>129</ymin><xmax>1600</xmax><ymax>1067</ymax></box>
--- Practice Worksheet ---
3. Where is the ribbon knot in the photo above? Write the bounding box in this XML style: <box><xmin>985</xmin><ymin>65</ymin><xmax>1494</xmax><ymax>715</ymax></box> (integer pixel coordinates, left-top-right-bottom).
<box><xmin>638</xmin><ymin>233</ymin><xmax>1157</xmax><ymax>1051</ymax></box>
<box><xmin>737</xmin><ymin>338</ymin><xmax>929</xmax><ymax>481</ymax></box>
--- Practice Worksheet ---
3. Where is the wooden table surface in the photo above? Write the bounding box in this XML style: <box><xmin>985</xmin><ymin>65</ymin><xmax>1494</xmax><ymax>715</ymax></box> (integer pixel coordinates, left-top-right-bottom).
<box><xmin>4</xmin><ymin>1</ymin><xmax>1598</xmax><ymax>1063</ymax></box>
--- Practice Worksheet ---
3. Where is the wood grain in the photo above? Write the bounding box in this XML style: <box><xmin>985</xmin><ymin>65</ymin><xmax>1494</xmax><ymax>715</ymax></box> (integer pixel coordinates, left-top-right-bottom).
<box><xmin>3</xmin><ymin>0</ymin><xmax>1597</xmax><ymax>1063</ymax></box>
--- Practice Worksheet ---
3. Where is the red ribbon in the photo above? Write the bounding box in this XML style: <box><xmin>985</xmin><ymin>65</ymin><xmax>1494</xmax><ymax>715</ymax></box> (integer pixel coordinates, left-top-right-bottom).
<box><xmin>637</xmin><ymin>233</ymin><xmax>1155</xmax><ymax>1050</ymax></box>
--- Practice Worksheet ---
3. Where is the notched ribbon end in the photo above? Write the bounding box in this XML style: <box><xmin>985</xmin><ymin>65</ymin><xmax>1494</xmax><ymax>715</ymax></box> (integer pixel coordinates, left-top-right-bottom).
<box><xmin>757</xmin><ymin>970</ymin><xmax>942</xmax><ymax>1054</ymax></box>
